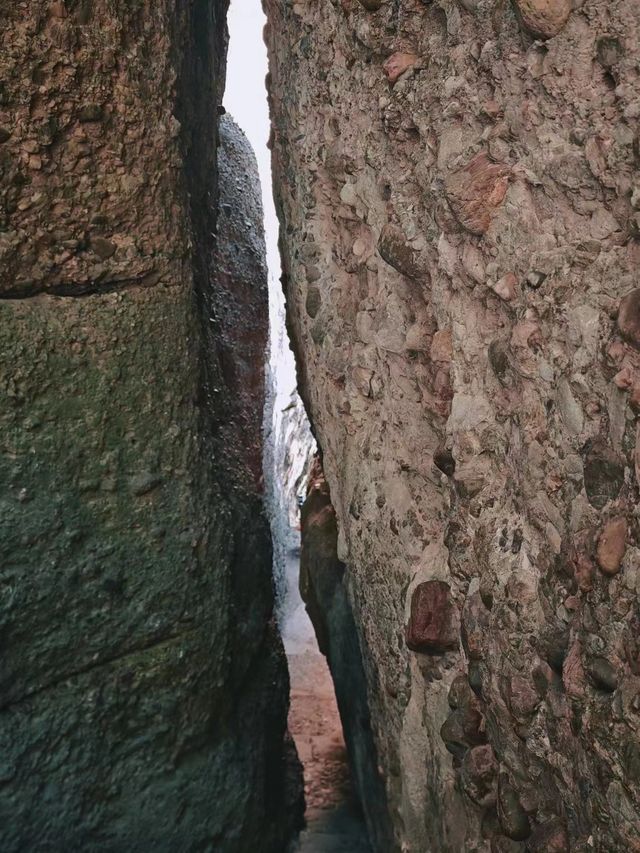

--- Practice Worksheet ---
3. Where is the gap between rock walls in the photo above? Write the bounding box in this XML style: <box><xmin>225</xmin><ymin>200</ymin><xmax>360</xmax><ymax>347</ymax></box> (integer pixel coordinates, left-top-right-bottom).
<box><xmin>3</xmin><ymin>0</ymin><xmax>640</xmax><ymax>851</ymax></box>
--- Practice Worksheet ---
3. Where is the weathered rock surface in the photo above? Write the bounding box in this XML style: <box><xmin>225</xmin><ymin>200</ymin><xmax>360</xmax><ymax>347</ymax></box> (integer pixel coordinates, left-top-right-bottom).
<box><xmin>0</xmin><ymin>4</ymin><xmax>300</xmax><ymax>850</ymax></box>
<box><xmin>265</xmin><ymin>0</ymin><xmax>640</xmax><ymax>849</ymax></box>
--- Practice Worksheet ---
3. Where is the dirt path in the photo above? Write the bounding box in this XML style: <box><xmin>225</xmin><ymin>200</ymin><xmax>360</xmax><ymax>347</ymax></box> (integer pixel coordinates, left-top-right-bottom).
<box><xmin>281</xmin><ymin>550</ymin><xmax>371</xmax><ymax>853</ymax></box>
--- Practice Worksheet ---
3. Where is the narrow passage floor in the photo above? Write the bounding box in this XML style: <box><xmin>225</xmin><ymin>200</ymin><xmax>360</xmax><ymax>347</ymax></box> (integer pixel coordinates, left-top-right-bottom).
<box><xmin>281</xmin><ymin>548</ymin><xmax>371</xmax><ymax>853</ymax></box>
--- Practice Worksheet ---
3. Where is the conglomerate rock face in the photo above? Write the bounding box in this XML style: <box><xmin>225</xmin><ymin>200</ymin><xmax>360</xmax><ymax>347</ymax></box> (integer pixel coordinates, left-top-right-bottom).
<box><xmin>265</xmin><ymin>0</ymin><xmax>640</xmax><ymax>849</ymax></box>
<box><xmin>0</xmin><ymin>3</ymin><xmax>300</xmax><ymax>850</ymax></box>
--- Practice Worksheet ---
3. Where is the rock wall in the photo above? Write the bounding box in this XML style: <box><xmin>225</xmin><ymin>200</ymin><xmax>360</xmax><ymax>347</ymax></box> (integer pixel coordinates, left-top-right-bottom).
<box><xmin>300</xmin><ymin>458</ymin><xmax>394</xmax><ymax>850</ymax></box>
<box><xmin>0</xmin><ymin>3</ymin><xmax>300</xmax><ymax>850</ymax></box>
<box><xmin>265</xmin><ymin>0</ymin><xmax>640</xmax><ymax>849</ymax></box>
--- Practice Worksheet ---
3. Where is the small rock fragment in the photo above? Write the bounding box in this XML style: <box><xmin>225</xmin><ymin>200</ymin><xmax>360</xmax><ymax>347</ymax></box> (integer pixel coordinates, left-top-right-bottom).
<box><xmin>512</xmin><ymin>0</ymin><xmax>571</xmax><ymax>40</ymax></box>
<box><xmin>129</xmin><ymin>472</ymin><xmax>162</xmax><ymax>496</ymax></box>
<box><xmin>596</xmin><ymin>516</ymin><xmax>627</xmax><ymax>575</ymax></box>
<box><xmin>91</xmin><ymin>237</ymin><xmax>117</xmax><ymax>260</ymax></box>
<box><xmin>492</xmin><ymin>272</ymin><xmax>517</xmax><ymax>301</ymax></box>
<box><xmin>406</xmin><ymin>580</ymin><xmax>459</xmax><ymax>653</ymax></box>
<box><xmin>430</xmin><ymin>329</ymin><xmax>453</xmax><ymax>362</ymax></box>
<box><xmin>383</xmin><ymin>52</ymin><xmax>418</xmax><ymax>85</ymax></box>
<box><xmin>378</xmin><ymin>224</ymin><xmax>422</xmax><ymax>278</ymax></box>
<box><xmin>617</xmin><ymin>288</ymin><xmax>640</xmax><ymax>349</ymax></box>
<box><xmin>445</xmin><ymin>153</ymin><xmax>510</xmax><ymax>235</ymax></box>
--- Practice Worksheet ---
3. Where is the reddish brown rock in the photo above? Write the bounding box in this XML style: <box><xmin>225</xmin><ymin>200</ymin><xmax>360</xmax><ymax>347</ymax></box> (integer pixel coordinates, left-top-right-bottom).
<box><xmin>461</xmin><ymin>745</ymin><xmax>498</xmax><ymax>807</ymax></box>
<box><xmin>596</xmin><ymin>517</ymin><xmax>627</xmax><ymax>575</ymax></box>
<box><xmin>507</xmin><ymin>675</ymin><xmax>539</xmax><ymax>719</ymax></box>
<box><xmin>445</xmin><ymin>153</ymin><xmax>510</xmax><ymax>235</ymax></box>
<box><xmin>617</xmin><ymin>288</ymin><xmax>640</xmax><ymax>349</ymax></box>
<box><xmin>383</xmin><ymin>52</ymin><xmax>418</xmax><ymax>85</ymax></box>
<box><xmin>406</xmin><ymin>580</ymin><xmax>459</xmax><ymax>653</ymax></box>
<box><xmin>492</xmin><ymin>272</ymin><xmax>518</xmax><ymax>301</ymax></box>
<box><xmin>512</xmin><ymin>0</ymin><xmax>571</xmax><ymax>39</ymax></box>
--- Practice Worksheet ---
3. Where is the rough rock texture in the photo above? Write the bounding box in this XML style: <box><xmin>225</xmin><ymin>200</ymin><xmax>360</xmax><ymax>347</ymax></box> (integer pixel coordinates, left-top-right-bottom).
<box><xmin>299</xmin><ymin>458</ymin><xmax>393</xmax><ymax>851</ymax></box>
<box><xmin>265</xmin><ymin>0</ymin><xmax>640</xmax><ymax>849</ymax></box>
<box><xmin>0</xmin><ymin>3</ymin><xmax>300</xmax><ymax>850</ymax></box>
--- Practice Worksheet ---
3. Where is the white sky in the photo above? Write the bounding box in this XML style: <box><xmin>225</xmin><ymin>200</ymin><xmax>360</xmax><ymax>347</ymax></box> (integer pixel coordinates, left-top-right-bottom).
<box><xmin>224</xmin><ymin>0</ymin><xmax>280</xmax><ymax>304</ymax></box>
<box><xmin>224</xmin><ymin>0</ymin><xmax>297</xmax><ymax>399</ymax></box>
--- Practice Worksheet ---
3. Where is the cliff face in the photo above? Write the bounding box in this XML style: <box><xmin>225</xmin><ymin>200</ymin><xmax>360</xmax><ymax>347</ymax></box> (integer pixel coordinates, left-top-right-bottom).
<box><xmin>0</xmin><ymin>3</ymin><xmax>299</xmax><ymax>850</ymax></box>
<box><xmin>265</xmin><ymin>0</ymin><xmax>640</xmax><ymax>850</ymax></box>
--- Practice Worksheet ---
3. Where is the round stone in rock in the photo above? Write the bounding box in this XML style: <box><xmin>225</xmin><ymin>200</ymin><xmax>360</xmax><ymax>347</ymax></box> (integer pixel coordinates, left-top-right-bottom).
<box><xmin>596</xmin><ymin>516</ymin><xmax>627</xmax><ymax>575</ymax></box>
<box><xmin>588</xmin><ymin>657</ymin><xmax>618</xmax><ymax>693</ymax></box>
<box><xmin>305</xmin><ymin>286</ymin><xmax>322</xmax><ymax>319</ymax></box>
<box><xmin>460</xmin><ymin>745</ymin><xmax>498</xmax><ymax>808</ymax></box>
<box><xmin>512</xmin><ymin>0</ymin><xmax>571</xmax><ymax>40</ymax></box>
<box><xmin>406</xmin><ymin>580</ymin><xmax>459</xmax><ymax>653</ymax></box>
<box><xmin>617</xmin><ymin>288</ymin><xmax>640</xmax><ymax>349</ymax></box>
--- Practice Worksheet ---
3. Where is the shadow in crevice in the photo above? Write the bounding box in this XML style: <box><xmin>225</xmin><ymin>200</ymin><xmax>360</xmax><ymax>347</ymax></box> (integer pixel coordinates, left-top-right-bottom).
<box><xmin>279</xmin><ymin>455</ymin><xmax>396</xmax><ymax>853</ymax></box>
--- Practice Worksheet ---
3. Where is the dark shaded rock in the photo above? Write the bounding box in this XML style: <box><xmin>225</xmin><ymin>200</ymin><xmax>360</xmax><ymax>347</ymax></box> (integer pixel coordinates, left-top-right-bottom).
<box><xmin>617</xmin><ymin>288</ymin><xmax>640</xmax><ymax>348</ymax></box>
<box><xmin>597</xmin><ymin>36</ymin><xmax>623</xmax><ymax>69</ymax></box>
<box><xmin>587</xmin><ymin>657</ymin><xmax>618</xmax><ymax>692</ymax></box>
<box><xmin>583</xmin><ymin>440</ymin><xmax>624</xmax><ymax>509</ymax></box>
<box><xmin>468</xmin><ymin>660</ymin><xmax>484</xmax><ymax>696</ymax></box>
<box><xmin>78</xmin><ymin>103</ymin><xmax>104</xmax><ymax>122</ymax></box>
<box><xmin>526</xmin><ymin>818</ymin><xmax>569</xmax><ymax>852</ymax></box>
<box><xmin>488</xmin><ymin>339</ymin><xmax>511</xmax><ymax>382</ymax></box>
<box><xmin>91</xmin><ymin>236</ymin><xmax>117</xmax><ymax>260</ymax></box>
<box><xmin>306</xmin><ymin>285</ymin><xmax>322</xmax><ymax>318</ymax></box>
<box><xmin>0</xmin><ymin>7</ymin><xmax>302</xmax><ymax>845</ymax></box>
<box><xmin>378</xmin><ymin>223</ymin><xmax>422</xmax><ymax>279</ymax></box>
<box><xmin>497</xmin><ymin>775</ymin><xmax>531</xmax><ymax>841</ymax></box>
<box><xmin>406</xmin><ymin>580</ymin><xmax>459</xmax><ymax>653</ymax></box>
<box><xmin>434</xmin><ymin>446</ymin><xmax>456</xmax><ymax>476</ymax></box>
<box><xmin>441</xmin><ymin>679</ymin><xmax>486</xmax><ymax>758</ymax></box>
<box><xmin>357</xmin><ymin>0</ymin><xmax>385</xmax><ymax>8</ymax></box>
